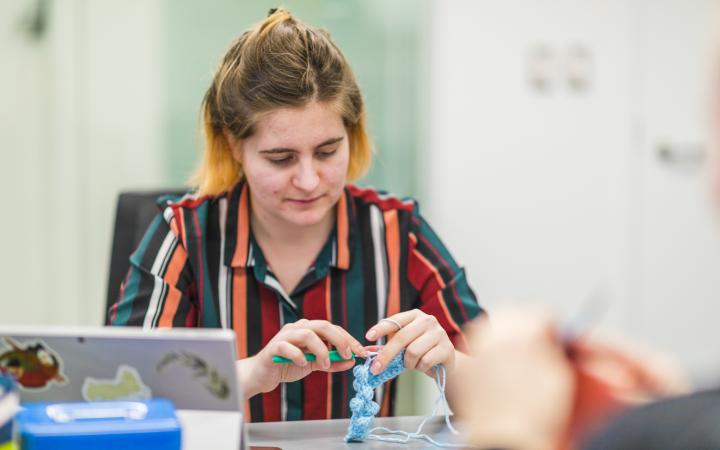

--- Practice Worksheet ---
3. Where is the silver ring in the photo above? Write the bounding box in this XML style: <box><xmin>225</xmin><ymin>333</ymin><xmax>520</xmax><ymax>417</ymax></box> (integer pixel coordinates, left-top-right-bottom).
<box><xmin>380</xmin><ymin>318</ymin><xmax>402</xmax><ymax>331</ymax></box>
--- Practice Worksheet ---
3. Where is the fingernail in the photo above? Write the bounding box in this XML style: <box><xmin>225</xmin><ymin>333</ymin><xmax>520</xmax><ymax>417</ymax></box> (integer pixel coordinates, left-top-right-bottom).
<box><xmin>366</xmin><ymin>330</ymin><xmax>377</xmax><ymax>341</ymax></box>
<box><xmin>299</xmin><ymin>359</ymin><xmax>308</xmax><ymax>367</ymax></box>
<box><xmin>371</xmin><ymin>360</ymin><xmax>382</xmax><ymax>374</ymax></box>
<box><xmin>324</xmin><ymin>358</ymin><xmax>331</xmax><ymax>369</ymax></box>
<box><xmin>343</xmin><ymin>347</ymin><xmax>352</xmax><ymax>359</ymax></box>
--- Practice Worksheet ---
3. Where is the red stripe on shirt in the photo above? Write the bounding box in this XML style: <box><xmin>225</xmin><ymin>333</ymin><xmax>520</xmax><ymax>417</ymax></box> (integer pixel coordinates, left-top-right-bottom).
<box><xmin>111</xmin><ymin>271</ymin><xmax>131</xmax><ymax>322</ymax></box>
<box><xmin>169</xmin><ymin>206</ymin><xmax>187</xmax><ymax>250</ymax></box>
<box><xmin>302</xmin><ymin>279</ymin><xmax>330</xmax><ymax>420</ymax></box>
<box><xmin>408</xmin><ymin>234</ymin><xmax>466</xmax><ymax>347</ymax></box>
<box><xmin>191</xmin><ymin>209</ymin><xmax>205</xmax><ymax>318</ymax></box>
<box><xmin>340</xmin><ymin>272</ymin><xmax>348</xmax><ymax>417</ymax></box>
<box><xmin>347</xmin><ymin>185</ymin><xmax>415</xmax><ymax>212</ymax></box>
<box><xmin>259</xmin><ymin>285</ymin><xmax>281</xmax><ymax>421</ymax></box>
<box><xmin>416</xmin><ymin>232</ymin><xmax>470</xmax><ymax>323</ymax></box>
<box><xmin>324</xmin><ymin>277</ymin><xmax>333</xmax><ymax>419</ymax></box>
<box><xmin>232</xmin><ymin>271</ymin><xmax>248</xmax><ymax>358</ymax></box>
<box><xmin>171</xmin><ymin>195</ymin><xmax>211</xmax><ymax>210</ymax></box>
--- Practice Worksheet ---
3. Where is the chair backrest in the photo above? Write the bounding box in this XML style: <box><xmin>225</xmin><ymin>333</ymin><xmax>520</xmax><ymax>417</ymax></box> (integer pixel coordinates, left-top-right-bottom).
<box><xmin>106</xmin><ymin>190</ymin><xmax>186</xmax><ymax>323</ymax></box>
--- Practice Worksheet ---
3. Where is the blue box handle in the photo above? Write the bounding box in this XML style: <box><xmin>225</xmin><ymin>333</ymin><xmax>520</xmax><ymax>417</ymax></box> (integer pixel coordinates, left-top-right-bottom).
<box><xmin>45</xmin><ymin>401</ymin><xmax>148</xmax><ymax>423</ymax></box>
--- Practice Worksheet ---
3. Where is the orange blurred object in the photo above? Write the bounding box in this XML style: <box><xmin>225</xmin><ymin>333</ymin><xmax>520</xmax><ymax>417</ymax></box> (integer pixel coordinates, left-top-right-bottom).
<box><xmin>558</xmin><ymin>358</ymin><xmax>630</xmax><ymax>450</ymax></box>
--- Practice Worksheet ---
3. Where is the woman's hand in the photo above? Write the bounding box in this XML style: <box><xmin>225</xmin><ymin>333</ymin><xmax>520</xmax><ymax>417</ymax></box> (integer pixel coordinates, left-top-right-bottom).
<box><xmin>237</xmin><ymin>319</ymin><xmax>367</xmax><ymax>399</ymax></box>
<box><xmin>364</xmin><ymin>309</ymin><xmax>455</xmax><ymax>376</ymax></box>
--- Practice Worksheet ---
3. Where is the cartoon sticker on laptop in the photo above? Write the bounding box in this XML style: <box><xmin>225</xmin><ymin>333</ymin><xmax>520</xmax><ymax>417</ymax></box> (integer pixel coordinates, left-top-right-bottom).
<box><xmin>82</xmin><ymin>365</ymin><xmax>152</xmax><ymax>401</ymax></box>
<box><xmin>0</xmin><ymin>338</ymin><xmax>67</xmax><ymax>390</ymax></box>
<box><xmin>157</xmin><ymin>350</ymin><xmax>230</xmax><ymax>399</ymax></box>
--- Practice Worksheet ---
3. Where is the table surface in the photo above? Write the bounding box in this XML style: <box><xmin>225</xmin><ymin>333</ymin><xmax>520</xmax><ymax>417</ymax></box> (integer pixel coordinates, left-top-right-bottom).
<box><xmin>247</xmin><ymin>415</ymin><xmax>471</xmax><ymax>449</ymax></box>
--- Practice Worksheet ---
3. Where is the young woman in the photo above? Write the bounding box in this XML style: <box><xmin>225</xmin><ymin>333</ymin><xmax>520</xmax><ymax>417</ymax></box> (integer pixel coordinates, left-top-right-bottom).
<box><xmin>109</xmin><ymin>8</ymin><xmax>483</xmax><ymax>422</ymax></box>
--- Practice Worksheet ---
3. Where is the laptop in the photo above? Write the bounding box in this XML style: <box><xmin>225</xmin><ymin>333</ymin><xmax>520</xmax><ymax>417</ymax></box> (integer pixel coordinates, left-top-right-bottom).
<box><xmin>0</xmin><ymin>326</ymin><xmax>241</xmax><ymax>412</ymax></box>
<box><xmin>0</xmin><ymin>326</ymin><xmax>284</xmax><ymax>449</ymax></box>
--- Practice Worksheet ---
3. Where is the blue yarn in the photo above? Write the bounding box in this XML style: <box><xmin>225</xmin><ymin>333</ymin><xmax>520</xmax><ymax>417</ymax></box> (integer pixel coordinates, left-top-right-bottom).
<box><xmin>345</xmin><ymin>350</ymin><xmax>406</xmax><ymax>442</ymax></box>
<box><xmin>345</xmin><ymin>350</ymin><xmax>468</xmax><ymax>448</ymax></box>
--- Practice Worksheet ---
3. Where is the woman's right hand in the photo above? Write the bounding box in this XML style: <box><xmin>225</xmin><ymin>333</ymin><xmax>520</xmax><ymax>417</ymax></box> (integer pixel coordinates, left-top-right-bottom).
<box><xmin>237</xmin><ymin>319</ymin><xmax>367</xmax><ymax>399</ymax></box>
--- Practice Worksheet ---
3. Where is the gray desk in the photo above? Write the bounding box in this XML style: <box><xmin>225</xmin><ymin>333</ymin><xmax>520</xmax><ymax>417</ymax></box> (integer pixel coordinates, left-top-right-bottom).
<box><xmin>247</xmin><ymin>415</ymin><xmax>469</xmax><ymax>449</ymax></box>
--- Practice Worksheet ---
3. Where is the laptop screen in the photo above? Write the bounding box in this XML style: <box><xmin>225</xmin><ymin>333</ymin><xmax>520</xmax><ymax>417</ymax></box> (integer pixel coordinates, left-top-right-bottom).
<box><xmin>0</xmin><ymin>326</ymin><xmax>241</xmax><ymax>412</ymax></box>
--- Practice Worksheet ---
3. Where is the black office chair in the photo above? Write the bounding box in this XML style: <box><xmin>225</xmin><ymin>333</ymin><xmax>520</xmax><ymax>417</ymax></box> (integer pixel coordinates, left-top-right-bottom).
<box><xmin>105</xmin><ymin>189</ymin><xmax>187</xmax><ymax>323</ymax></box>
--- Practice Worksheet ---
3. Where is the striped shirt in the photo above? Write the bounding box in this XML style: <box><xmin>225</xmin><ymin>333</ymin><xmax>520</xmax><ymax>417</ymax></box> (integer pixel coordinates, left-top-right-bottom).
<box><xmin>108</xmin><ymin>180</ymin><xmax>483</xmax><ymax>422</ymax></box>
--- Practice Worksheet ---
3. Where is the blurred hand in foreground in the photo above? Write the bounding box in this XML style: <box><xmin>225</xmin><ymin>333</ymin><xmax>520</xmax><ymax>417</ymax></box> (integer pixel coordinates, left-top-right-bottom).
<box><xmin>451</xmin><ymin>307</ymin><xmax>687</xmax><ymax>450</ymax></box>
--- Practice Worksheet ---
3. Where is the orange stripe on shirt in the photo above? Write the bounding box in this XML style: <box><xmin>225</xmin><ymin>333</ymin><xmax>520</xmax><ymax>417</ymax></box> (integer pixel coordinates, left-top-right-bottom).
<box><xmin>384</xmin><ymin>210</ymin><xmax>401</xmax><ymax>319</ymax></box>
<box><xmin>157</xmin><ymin>245</ymin><xmax>188</xmax><ymax>327</ymax></box>
<box><xmin>232</xmin><ymin>270</ymin><xmax>248</xmax><ymax>358</ymax></box>
<box><xmin>336</xmin><ymin>193</ymin><xmax>350</xmax><ymax>269</ymax></box>
<box><xmin>231</xmin><ymin>184</ymin><xmax>250</xmax><ymax>267</ymax></box>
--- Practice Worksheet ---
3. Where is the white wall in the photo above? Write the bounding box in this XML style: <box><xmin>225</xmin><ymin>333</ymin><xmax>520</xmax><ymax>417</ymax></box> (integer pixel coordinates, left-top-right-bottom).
<box><xmin>635</xmin><ymin>0</ymin><xmax>720</xmax><ymax>382</ymax></box>
<box><xmin>427</xmin><ymin>0</ymin><xmax>634</xmax><ymax>328</ymax></box>
<box><xmin>0</xmin><ymin>0</ymin><xmax>54</xmax><ymax>324</ymax></box>
<box><xmin>0</xmin><ymin>0</ymin><xmax>165</xmax><ymax>326</ymax></box>
<box><xmin>80</xmin><ymin>0</ymin><xmax>165</xmax><ymax>324</ymax></box>
<box><xmin>426</xmin><ymin>0</ymin><xmax>720</xmax><ymax>382</ymax></box>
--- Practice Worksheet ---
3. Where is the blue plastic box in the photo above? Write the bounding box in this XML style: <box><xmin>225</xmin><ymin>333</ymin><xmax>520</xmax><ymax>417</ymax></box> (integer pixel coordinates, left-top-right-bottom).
<box><xmin>15</xmin><ymin>399</ymin><xmax>181</xmax><ymax>450</ymax></box>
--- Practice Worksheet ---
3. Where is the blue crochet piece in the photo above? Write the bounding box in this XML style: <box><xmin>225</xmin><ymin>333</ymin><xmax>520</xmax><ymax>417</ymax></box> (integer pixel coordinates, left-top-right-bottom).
<box><xmin>344</xmin><ymin>350</ymin><xmax>466</xmax><ymax>448</ymax></box>
<box><xmin>345</xmin><ymin>350</ymin><xmax>406</xmax><ymax>442</ymax></box>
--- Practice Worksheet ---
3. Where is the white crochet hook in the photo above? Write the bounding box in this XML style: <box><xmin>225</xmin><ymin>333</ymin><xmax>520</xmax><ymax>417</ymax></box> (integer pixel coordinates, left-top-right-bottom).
<box><xmin>560</xmin><ymin>285</ymin><xmax>610</xmax><ymax>347</ymax></box>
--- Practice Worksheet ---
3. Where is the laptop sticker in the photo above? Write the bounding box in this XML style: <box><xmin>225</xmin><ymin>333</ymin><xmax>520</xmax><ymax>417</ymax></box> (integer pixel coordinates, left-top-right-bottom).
<box><xmin>82</xmin><ymin>365</ymin><xmax>151</xmax><ymax>401</ymax></box>
<box><xmin>0</xmin><ymin>338</ymin><xmax>67</xmax><ymax>390</ymax></box>
<box><xmin>157</xmin><ymin>350</ymin><xmax>230</xmax><ymax>399</ymax></box>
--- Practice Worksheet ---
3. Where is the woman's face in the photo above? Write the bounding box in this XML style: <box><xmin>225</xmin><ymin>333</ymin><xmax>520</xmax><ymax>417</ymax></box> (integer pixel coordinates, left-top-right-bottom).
<box><xmin>229</xmin><ymin>100</ymin><xmax>350</xmax><ymax>230</ymax></box>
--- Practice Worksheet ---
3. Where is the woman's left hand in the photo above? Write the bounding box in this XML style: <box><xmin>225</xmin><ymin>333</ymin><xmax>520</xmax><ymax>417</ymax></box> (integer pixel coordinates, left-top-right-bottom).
<box><xmin>365</xmin><ymin>309</ymin><xmax>455</xmax><ymax>376</ymax></box>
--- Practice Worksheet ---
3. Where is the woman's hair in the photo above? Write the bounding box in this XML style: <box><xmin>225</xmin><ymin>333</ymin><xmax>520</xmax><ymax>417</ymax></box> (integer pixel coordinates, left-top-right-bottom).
<box><xmin>191</xmin><ymin>8</ymin><xmax>372</xmax><ymax>196</ymax></box>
